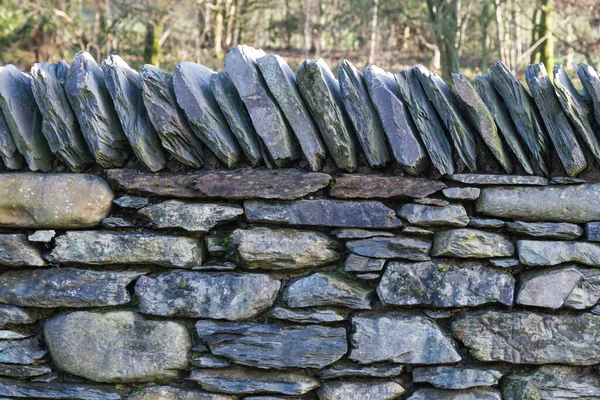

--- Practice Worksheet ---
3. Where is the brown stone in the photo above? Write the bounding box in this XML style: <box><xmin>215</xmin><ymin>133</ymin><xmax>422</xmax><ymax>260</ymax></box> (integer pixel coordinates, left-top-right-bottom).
<box><xmin>331</xmin><ymin>174</ymin><xmax>445</xmax><ymax>199</ymax></box>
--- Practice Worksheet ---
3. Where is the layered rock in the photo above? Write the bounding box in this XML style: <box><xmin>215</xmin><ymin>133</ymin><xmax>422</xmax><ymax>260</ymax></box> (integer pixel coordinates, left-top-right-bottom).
<box><xmin>407</xmin><ymin>388</ymin><xmax>501</xmax><ymax>400</ymax></box>
<box><xmin>0</xmin><ymin>234</ymin><xmax>45</xmax><ymax>267</ymax></box>
<box><xmin>318</xmin><ymin>381</ymin><xmax>405</xmax><ymax>400</ymax></box>
<box><xmin>412</xmin><ymin>366</ymin><xmax>502</xmax><ymax>389</ymax></box>
<box><xmin>0</xmin><ymin>108</ymin><xmax>23</xmax><ymax>170</ymax></box>
<box><xmin>576</xmin><ymin>62</ymin><xmax>600</xmax><ymax>126</ymax></box>
<box><xmin>506</xmin><ymin>221</ymin><xmax>583</xmax><ymax>239</ymax></box>
<box><xmin>518</xmin><ymin>240</ymin><xmax>600</xmax><ymax>267</ymax></box>
<box><xmin>0</xmin><ymin>305</ymin><xmax>39</xmax><ymax>327</ymax></box>
<box><xmin>128</xmin><ymin>386</ymin><xmax>234</xmax><ymax>400</ymax></box>
<box><xmin>451</xmin><ymin>173</ymin><xmax>547</xmax><ymax>185</ymax></box>
<box><xmin>344</xmin><ymin>254</ymin><xmax>386</xmax><ymax>272</ymax></box>
<box><xmin>397</xmin><ymin>204</ymin><xmax>469</xmax><ymax>227</ymax></box>
<box><xmin>432</xmin><ymin>229</ymin><xmax>514</xmax><ymax>258</ymax></box>
<box><xmin>267</xmin><ymin>307</ymin><xmax>345</xmax><ymax>324</ymax></box>
<box><xmin>0</xmin><ymin>379</ymin><xmax>123</xmax><ymax>400</ymax></box>
<box><xmin>346</xmin><ymin>235</ymin><xmax>431</xmax><ymax>260</ymax></box>
<box><xmin>0</xmin><ymin>337</ymin><xmax>46</xmax><ymax>364</ymax></box>
<box><xmin>139</xmin><ymin>201</ymin><xmax>243</xmax><ymax>232</ymax></box>
<box><xmin>318</xmin><ymin>361</ymin><xmax>404</xmax><ymax>379</ymax></box>
<box><xmin>331</xmin><ymin>174</ymin><xmax>445</xmax><ymax>199</ymax></box>
<box><xmin>442</xmin><ymin>187</ymin><xmax>480</xmax><ymax>200</ymax></box>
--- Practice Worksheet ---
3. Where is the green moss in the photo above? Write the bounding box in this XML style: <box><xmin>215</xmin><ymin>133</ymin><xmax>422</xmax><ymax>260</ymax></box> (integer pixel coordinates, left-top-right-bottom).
<box><xmin>415</xmin><ymin>288</ymin><xmax>424</xmax><ymax>297</ymax></box>
<box><xmin>438</xmin><ymin>264</ymin><xmax>448</xmax><ymax>272</ymax></box>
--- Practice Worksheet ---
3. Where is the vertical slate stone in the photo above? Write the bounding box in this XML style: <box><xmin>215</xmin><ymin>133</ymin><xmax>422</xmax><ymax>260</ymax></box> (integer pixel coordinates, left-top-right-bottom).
<box><xmin>102</xmin><ymin>55</ymin><xmax>167</xmax><ymax>172</ymax></box>
<box><xmin>526</xmin><ymin>63</ymin><xmax>586</xmax><ymax>177</ymax></box>
<box><xmin>575</xmin><ymin>62</ymin><xmax>600</xmax><ymax>127</ymax></box>
<box><xmin>338</xmin><ymin>59</ymin><xmax>391</xmax><ymax>168</ymax></box>
<box><xmin>0</xmin><ymin>65</ymin><xmax>53</xmax><ymax>172</ymax></box>
<box><xmin>395</xmin><ymin>68</ymin><xmax>454</xmax><ymax>175</ymax></box>
<box><xmin>211</xmin><ymin>71</ymin><xmax>263</xmax><ymax>166</ymax></box>
<box><xmin>296</xmin><ymin>59</ymin><xmax>358</xmax><ymax>171</ymax></box>
<box><xmin>140</xmin><ymin>64</ymin><xmax>205</xmax><ymax>168</ymax></box>
<box><xmin>173</xmin><ymin>62</ymin><xmax>243</xmax><ymax>168</ymax></box>
<box><xmin>364</xmin><ymin>65</ymin><xmax>428</xmax><ymax>175</ymax></box>
<box><xmin>0</xmin><ymin>110</ymin><xmax>23</xmax><ymax>170</ymax></box>
<box><xmin>224</xmin><ymin>45</ymin><xmax>299</xmax><ymax>167</ymax></box>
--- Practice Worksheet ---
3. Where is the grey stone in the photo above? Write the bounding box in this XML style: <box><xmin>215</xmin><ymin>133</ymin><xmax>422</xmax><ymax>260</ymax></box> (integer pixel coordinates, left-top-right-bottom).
<box><xmin>0</xmin><ymin>234</ymin><xmax>45</xmax><ymax>267</ymax></box>
<box><xmin>30</xmin><ymin>62</ymin><xmax>94</xmax><ymax>171</ymax></box>
<box><xmin>468</xmin><ymin>219</ymin><xmax>505</xmax><ymax>229</ymax></box>
<box><xmin>318</xmin><ymin>381</ymin><xmax>405</xmax><ymax>400</ymax></box>
<box><xmin>0</xmin><ymin>330</ymin><xmax>32</xmax><ymax>340</ymax></box>
<box><xmin>407</xmin><ymin>388</ymin><xmax>501</xmax><ymax>400</ymax></box>
<box><xmin>135</xmin><ymin>270</ymin><xmax>280</xmax><ymax>320</ymax></box>
<box><xmin>0</xmin><ymin>378</ymin><xmax>123</xmax><ymax>400</ymax></box>
<box><xmin>102</xmin><ymin>55</ymin><xmax>167</xmax><ymax>172</ymax></box>
<box><xmin>140</xmin><ymin>64</ymin><xmax>204</xmax><ymax>168</ymax></box>
<box><xmin>44</xmin><ymin>311</ymin><xmax>191</xmax><ymax>382</ymax></box>
<box><xmin>526</xmin><ymin>63</ymin><xmax>587</xmax><ymax>176</ymax></box>
<box><xmin>503</xmin><ymin>365</ymin><xmax>600</xmax><ymax>399</ymax></box>
<box><xmin>192</xmin><ymin>263</ymin><xmax>237</xmax><ymax>271</ymax></box>
<box><xmin>0</xmin><ymin>305</ymin><xmax>39</xmax><ymax>327</ymax></box>
<box><xmin>442</xmin><ymin>187</ymin><xmax>480</xmax><ymax>200</ymax></box>
<box><xmin>453</xmin><ymin>73</ymin><xmax>512</xmax><ymax>172</ymax></box>
<box><xmin>244</xmin><ymin>397</ymin><xmax>297</xmax><ymax>400</ymax></box>
<box><xmin>318</xmin><ymin>360</ymin><xmax>404</xmax><ymax>379</ymax></box>
<box><xmin>346</xmin><ymin>235</ymin><xmax>431</xmax><ymax>260</ymax></box>
<box><xmin>364</xmin><ymin>65</ymin><xmax>428</xmax><ymax>175</ymax></box>
<box><xmin>345</xmin><ymin>254</ymin><xmax>386</xmax><ymax>272</ymax></box>
<box><xmin>0</xmin><ymin>268</ymin><xmax>144</xmax><ymax>308</ymax></box>
<box><xmin>139</xmin><ymin>201</ymin><xmax>243</xmax><ymax>232</ymax></box>
<box><xmin>414</xmin><ymin>197</ymin><xmax>449</xmax><ymax>207</ymax></box>
<box><xmin>402</xmin><ymin>226</ymin><xmax>435</xmax><ymax>236</ymax></box>
<box><xmin>282</xmin><ymin>272</ymin><xmax>374</xmax><ymax>309</ymax></box>
<box><xmin>397</xmin><ymin>204</ymin><xmax>469</xmax><ymax>227</ymax></box>
<box><xmin>518</xmin><ymin>240</ymin><xmax>600</xmax><ymax>267</ymax></box>
<box><xmin>506</xmin><ymin>221</ymin><xmax>583</xmax><ymax>239</ymax></box>
<box><xmin>257</xmin><ymin>55</ymin><xmax>326</xmax><ymax>171</ymax></box>
<box><xmin>28</xmin><ymin>230</ymin><xmax>55</xmax><ymax>243</ymax></box>
<box><xmin>332</xmin><ymin>229</ymin><xmax>394</xmax><ymax>239</ymax></box>
<box><xmin>490</xmin><ymin>61</ymin><xmax>550</xmax><ymax>175</ymax></box>
<box><xmin>191</xmin><ymin>354</ymin><xmax>231</xmax><ymax>369</ymax></box>
<box><xmin>128</xmin><ymin>386</ymin><xmax>234</xmax><ymax>400</ymax></box>
<box><xmin>51</xmin><ymin>231</ymin><xmax>205</xmax><ymax>268</ymax></box>
<box><xmin>450</xmin><ymin>174</ymin><xmax>548</xmax><ymax>185</ymax></box>
<box><xmin>357</xmin><ymin>273</ymin><xmax>380</xmax><ymax>280</ymax></box>
<box><xmin>113</xmin><ymin>195</ymin><xmax>149</xmax><ymax>209</ymax></box>
<box><xmin>196</xmin><ymin>320</ymin><xmax>346</xmax><ymax>369</ymax></box>
<box><xmin>65</xmin><ymin>52</ymin><xmax>130</xmax><ymax>168</ymax></box>
<box><xmin>395</xmin><ymin>68</ymin><xmax>454</xmax><ymax>175</ymax></box>
<box><xmin>587</xmin><ymin>222</ymin><xmax>600</xmax><ymax>241</ymax></box>
<box><xmin>452</xmin><ymin>310</ymin><xmax>600</xmax><ymax>365</ymax></box>
<box><xmin>413</xmin><ymin>366</ymin><xmax>502</xmax><ymax>389</ymax></box>
<box><xmin>576</xmin><ymin>62</ymin><xmax>600</xmax><ymax>127</ymax></box>
<box><xmin>101</xmin><ymin>217</ymin><xmax>133</xmax><ymax>228</ymax></box>
<box><xmin>0</xmin><ymin>65</ymin><xmax>53</xmax><ymax>171</ymax></box>
<box><xmin>266</xmin><ymin>307</ymin><xmax>345</xmax><ymax>324</ymax></box>
<box><xmin>432</xmin><ymin>229</ymin><xmax>514</xmax><ymax>258</ymax></box>
<box><xmin>378</xmin><ymin>260</ymin><xmax>514</xmax><ymax>307</ymax></box>
<box><xmin>489</xmin><ymin>258</ymin><xmax>519</xmax><ymax>268</ymax></box>
<box><xmin>296</xmin><ymin>59</ymin><xmax>357</xmax><ymax>171</ymax></box>
<box><xmin>210</xmin><ymin>71</ymin><xmax>263</xmax><ymax>166</ymax></box>
<box><xmin>228</xmin><ymin>227</ymin><xmax>340</xmax><ymax>270</ymax></box>
<box><xmin>224</xmin><ymin>45</ymin><xmax>299</xmax><ymax>167</ymax></box>
<box><xmin>188</xmin><ymin>367</ymin><xmax>319</xmax><ymax>395</ymax></box>
<box><xmin>339</xmin><ymin>60</ymin><xmax>391</xmax><ymax>168</ymax></box>
<box><xmin>0</xmin><ymin>363</ymin><xmax>51</xmax><ymax>379</ymax></box>
<box><xmin>173</xmin><ymin>62</ymin><xmax>242</xmax><ymax>168</ymax></box>
<box><xmin>550</xmin><ymin>176</ymin><xmax>587</xmax><ymax>184</ymax></box>
<box><xmin>245</xmin><ymin>199</ymin><xmax>401</xmax><ymax>228</ymax></box>
<box><xmin>0</xmin><ymin>107</ymin><xmax>23</xmax><ymax>169</ymax></box>
<box><xmin>349</xmin><ymin>312</ymin><xmax>461</xmax><ymax>364</ymax></box>
<box><xmin>0</xmin><ymin>337</ymin><xmax>46</xmax><ymax>364</ymax></box>
<box><xmin>331</xmin><ymin>174</ymin><xmax>446</xmax><ymax>199</ymax></box>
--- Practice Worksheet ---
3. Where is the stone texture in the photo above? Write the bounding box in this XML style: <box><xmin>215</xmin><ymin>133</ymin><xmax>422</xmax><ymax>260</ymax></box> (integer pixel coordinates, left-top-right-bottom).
<box><xmin>349</xmin><ymin>312</ymin><xmax>461</xmax><ymax>364</ymax></box>
<box><xmin>344</xmin><ymin>254</ymin><xmax>386</xmax><ymax>272</ymax></box>
<box><xmin>518</xmin><ymin>240</ymin><xmax>600</xmax><ymax>267</ymax></box>
<box><xmin>338</xmin><ymin>60</ymin><xmax>391</xmax><ymax>168</ymax></box>
<box><xmin>0</xmin><ymin>337</ymin><xmax>46</xmax><ymax>364</ymax></box>
<box><xmin>266</xmin><ymin>307</ymin><xmax>345</xmax><ymax>324</ymax></box>
<box><xmin>489</xmin><ymin>258</ymin><xmax>519</xmax><ymax>268</ymax></box>
<box><xmin>364</xmin><ymin>65</ymin><xmax>428</xmax><ymax>175</ymax></box>
<box><xmin>587</xmin><ymin>222</ymin><xmax>600</xmax><ymax>241</ymax></box>
<box><xmin>403</xmin><ymin>226</ymin><xmax>435</xmax><ymax>236</ymax></box>
<box><xmin>318</xmin><ymin>381</ymin><xmax>405</xmax><ymax>400</ymax></box>
<box><xmin>102</xmin><ymin>217</ymin><xmax>133</xmax><ymax>228</ymax></box>
<box><xmin>44</xmin><ymin>311</ymin><xmax>190</xmax><ymax>382</ymax></box>
<box><xmin>30</xmin><ymin>62</ymin><xmax>94</xmax><ymax>171</ymax></box>
<box><xmin>432</xmin><ymin>229</ymin><xmax>514</xmax><ymax>258</ymax></box>
<box><xmin>332</xmin><ymin>228</ymin><xmax>394</xmax><ymax>239</ymax></box>
<box><xmin>173</xmin><ymin>62</ymin><xmax>242</xmax><ymax>168</ymax></box>
<box><xmin>228</xmin><ymin>227</ymin><xmax>340</xmax><ymax>269</ymax></box>
<box><xmin>282</xmin><ymin>272</ymin><xmax>373</xmax><ymax>309</ymax></box>
<box><xmin>468</xmin><ymin>218</ymin><xmax>505</xmax><ymax>229</ymax></box>
<box><xmin>451</xmin><ymin>173</ymin><xmax>548</xmax><ymax>185</ymax></box>
<box><xmin>139</xmin><ymin>201</ymin><xmax>243</xmax><ymax>232</ymax></box>
<box><xmin>0</xmin><ymin>305</ymin><xmax>39</xmax><ymax>327</ymax></box>
<box><xmin>257</xmin><ymin>54</ymin><xmax>326</xmax><ymax>171</ymax></box>
<box><xmin>0</xmin><ymin>234</ymin><xmax>45</xmax><ymax>267</ymax></box>
<box><xmin>297</xmin><ymin>59</ymin><xmax>358</xmax><ymax>171</ymax></box>
<box><xmin>108</xmin><ymin>168</ymin><xmax>330</xmax><ymax>200</ymax></box>
<box><xmin>407</xmin><ymin>388</ymin><xmax>501</xmax><ymax>400</ymax></box>
<box><xmin>128</xmin><ymin>386</ymin><xmax>234</xmax><ymax>400</ymax></box>
<box><xmin>346</xmin><ymin>235</ymin><xmax>431</xmax><ymax>260</ymax></box>
<box><xmin>397</xmin><ymin>204</ymin><xmax>469</xmax><ymax>227</ymax></box>
<box><xmin>51</xmin><ymin>231</ymin><xmax>204</xmax><ymax>268</ymax></box>
<box><xmin>331</xmin><ymin>174</ymin><xmax>445</xmax><ymax>199</ymax></box>
<box><xmin>140</xmin><ymin>64</ymin><xmax>205</xmax><ymax>168</ymax></box>
<box><xmin>0</xmin><ymin>378</ymin><xmax>122</xmax><ymax>400</ymax></box>
<box><xmin>414</xmin><ymin>197</ymin><xmax>449</xmax><ymax>207</ymax></box>
<box><xmin>318</xmin><ymin>360</ymin><xmax>404</xmax><ymax>379</ymax></box>
<box><xmin>113</xmin><ymin>195</ymin><xmax>149</xmax><ymax>209</ymax></box>
<box><xmin>245</xmin><ymin>199</ymin><xmax>401</xmax><ymax>228</ymax></box>
<box><xmin>506</xmin><ymin>221</ymin><xmax>583</xmax><ymax>239</ymax></box>
<box><xmin>0</xmin><ymin>107</ymin><xmax>23</xmax><ymax>170</ymax></box>
<box><xmin>442</xmin><ymin>187</ymin><xmax>480</xmax><ymax>200</ymax></box>
<box><xmin>196</xmin><ymin>320</ymin><xmax>346</xmax><ymax>369</ymax></box>
<box><xmin>0</xmin><ymin>363</ymin><xmax>51</xmax><ymax>379</ymax></box>
<box><xmin>452</xmin><ymin>310</ymin><xmax>600</xmax><ymax>365</ymax></box>
<box><xmin>413</xmin><ymin>366</ymin><xmax>502</xmax><ymax>389</ymax></box>
<box><xmin>28</xmin><ymin>230</ymin><xmax>55</xmax><ymax>243</ymax></box>
<box><xmin>102</xmin><ymin>55</ymin><xmax>167</xmax><ymax>172</ymax></box>
<box><xmin>191</xmin><ymin>354</ymin><xmax>231</xmax><ymax>369</ymax></box>
<box><xmin>377</xmin><ymin>260</ymin><xmax>514</xmax><ymax>307</ymax></box>
<box><xmin>576</xmin><ymin>62</ymin><xmax>600</xmax><ymax>127</ymax></box>
<box><xmin>135</xmin><ymin>270</ymin><xmax>280</xmax><ymax>320</ymax></box>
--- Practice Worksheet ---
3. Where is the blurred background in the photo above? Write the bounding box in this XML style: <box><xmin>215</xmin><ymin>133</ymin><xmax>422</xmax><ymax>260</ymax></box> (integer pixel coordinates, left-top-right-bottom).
<box><xmin>0</xmin><ymin>0</ymin><xmax>598</xmax><ymax>82</ymax></box>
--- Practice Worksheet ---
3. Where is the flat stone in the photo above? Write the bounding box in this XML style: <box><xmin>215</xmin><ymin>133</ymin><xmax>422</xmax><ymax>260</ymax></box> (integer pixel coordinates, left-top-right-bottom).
<box><xmin>51</xmin><ymin>231</ymin><xmax>204</xmax><ymax>268</ymax></box>
<box><xmin>65</xmin><ymin>52</ymin><xmax>131</xmax><ymax>168</ymax></box>
<box><xmin>551</xmin><ymin>176</ymin><xmax>587</xmax><ymax>184</ymax></box>
<box><xmin>113</xmin><ymin>195</ymin><xmax>149</xmax><ymax>209</ymax></box>
<box><xmin>332</xmin><ymin>229</ymin><xmax>394</xmax><ymax>239</ymax></box>
<box><xmin>318</xmin><ymin>381</ymin><xmax>405</xmax><ymax>400</ymax></box>
<box><xmin>452</xmin><ymin>310</ymin><xmax>600</xmax><ymax>365</ymax></box>
<box><xmin>357</xmin><ymin>273</ymin><xmax>380</xmax><ymax>280</ymax></box>
<box><xmin>442</xmin><ymin>187</ymin><xmax>480</xmax><ymax>200</ymax></box>
<box><xmin>489</xmin><ymin>258</ymin><xmax>519</xmax><ymax>268</ymax></box>
<box><xmin>0</xmin><ymin>267</ymin><xmax>144</xmax><ymax>308</ymax></box>
<box><xmin>395</xmin><ymin>67</ymin><xmax>454</xmax><ymax>175</ymax></box>
<box><xmin>576</xmin><ymin>62</ymin><xmax>600</xmax><ymax>127</ymax></box>
<box><xmin>296</xmin><ymin>59</ymin><xmax>357</xmax><ymax>171</ymax></box>
<box><xmin>0</xmin><ymin>234</ymin><xmax>45</xmax><ymax>267</ymax></box>
<box><xmin>266</xmin><ymin>307</ymin><xmax>345</xmax><ymax>324</ymax></box>
<box><xmin>188</xmin><ymin>367</ymin><xmax>319</xmax><ymax>395</ymax></box>
<box><xmin>364</xmin><ymin>65</ymin><xmax>428</xmax><ymax>175</ymax></box>
<box><xmin>397</xmin><ymin>204</ymin><xmax>469</xmax><ymax>227</ymax></box>
<box><xmin>101</xmin><ymin>217</ymin><xmax>133</xmax><ymax>228</ymax></box>
<box><xmin>349</xmin><ymin>312</ymin><xmax>461</xmax><ymax>364</ymax></box>
<box><xmin>0</xmin><ymin>330</ymin><xmax>32</xmax><ymax>339</ymax></box>
<box><xmin>107</xmin><ymin>169</ymin><xmax>330</xmax><ymax>200</ymax></box>
<box><xmin>332</xmin><ymin>174</ymin><xmax>445</xmax><ymax>199</ymax></box>
<box><xmin>192</xmin><ymin>263</ymin><xmax>236</xmax><ymax>271</ymax></box>
<box><xmin>402</xmin><ymin>226</ymin><xmax>434</xmax><ymax>236</ymax></box>
<box><xmin>346</xmin><ymin>235</ymin><xmax>431</xmax><ymax>260</ymax></box>
<box><xmin>413</xmin><ymin>366</ymin><xmax>502</xmax><ymax>389</ymax></box>
<box><xmin>344</xmin><ymin>254</ymin><xmax>386</xmax><ymax>272</ymax></box>
<box><xmin>128</xmin><ymin>386</ymin><xmax>234</xmax><ymax>400</ymax></box>
<box><xmin>414</xmin><ymin>197</ymin><xmax>449</xmax><ymax>207</ymax></box>
<box><xmin>0</xmin><ymin>378</ymin><xmax>122</xmax><ymax>400</ymax></box>
<box><xmin>0</xmin><ymin>337</ymin><xmax>46</xmax><ymax>364</ymax></box>
<box><xmin>135</xmin><ymin>270</ymin><xmax>280</xmax><ymax>320</ymax></box>
<box><xmin>191</xmin><ymin>354</ymin><xmax>231</xmax><ymax>369</ymax></box>
<box><xmin>0</xmin><ymin>363</ymin><xmax>51</xmax><ymax>379</ymax></box>
<box><xmin>407</xmin><ymin>388</ymin><xmax>501</xmax><ymax>400</ymax></box>
<box><xmin>0</xmin><ymin>65</ymin><xmax>53</xmax><ymax>171</ymax></box>
<box><xmin>245</xmin><ymin>199</ymin><xmax>401</xmax><ymax>228</ymax></box>
<box><xmin>228</xmin><ymin>227</ymin><xmax>340</xmax><ymax>270</ymax></box>
<box><xmin>0</xmin><ymin>106</ymin><xmax>23</xmax><ymax>169</ymax></box>
<box><xmin>518</xmin><ymin>240</ymin><xmax>600</xmax><ymax>267</ymax></box>
<box><xmin>139</xmin><ymin>201</ymin><xmax>243</xmax><ymax>232</ymax></box>
<box><xmin>44</xmin><ymin>311</ymin><xmax>191</xmax><ymax>382</ymax></box>
<box><xmin>210</xmin><ymin>71</ymin><xmax>262</xmax><ymax>166</ymax></box>
<box><xmin>257</xmin><ymin>55</ymin><xmax>326</xmax><ymax>171</ymax></box>
<box><xmin>503</xmin><ymin>365</ymin><xmax>600</xmax><ymax>399</ymax></box>
<box><xmin>432</xmin><ymin>229</ymin><xmax>514</xmax><ymax>258</ymax></box>
<box><xmin>28</xmin><ymin>230</ymin><xmax>55</xmax><ymax>243</ymax></box>
<box><xmin>282</xmin><ymin>272</ymin><xmax>374</xmax><ymax>309</ymax></box>
<box><xmin>468</xmin><ymin>218</ymin><xmax>505</xmax><ymax>229</ymax></box>
<box><xmin>587</xmin><ymin>222</ymin><xmax>600</xmax><ymax>241</ymax></box>
<box><xmin>318</xmin><ymin>360</ymin><xmax>404</xmax><ymax>379</ymax></box>
<box><xmin>0</xmin><ymin>305</ymin><xmax>39</xmax><ymax>327</ymax></box>
<box><xmin>450</xmin><ymin>174</ymin><xmax>548</xmax><ymax>185</ymax></box>
<box><xmin>196</xmin><ymin>320</ymin><xmax>346</xmax><ymax>369</ymax></box>
<box><xmin>453</xmin><ymin>73</ymin><xmax>512</xmax><ymax>172</ymax></box>
<box><xmin>377</xmin><ymin>260</ymin><xmax>514</xmax><ymax>307</ymax></box>
<box><xmin>140</xmin><ymin>64</ymin><xmax>204</xmax><ymax>168</ymax></box>
<box><xmin>224</xmin><ymin>45</ymin><xmax>299</xmax><ymax>167</ymax></box>
<box><xmin>0</xmin><ymin>173</ymin><xmax>113</xmax><ymax>228</ymax></box>
<box><xmin>102</xmin><ymin>55</ymin><xmax>167</xmax><ymax>172</ymax></box>
<box><xmin>30</xmin><ymin>62</ymin><xmax>94</xmax><ymax>171</ymax></box>
<box><xmin>506</xmin><ymin>221</ymin><xmax>583</xmax><ymax>239</ymax></box>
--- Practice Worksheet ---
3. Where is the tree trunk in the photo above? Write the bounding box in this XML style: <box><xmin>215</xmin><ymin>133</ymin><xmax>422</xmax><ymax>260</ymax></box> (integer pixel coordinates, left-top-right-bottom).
<box><xmin>538</xmin><ymin>0</ymin><xmax>554</xmax><ymax>75</ymax></box>
<box><xmin>225</xmin><ymin>0</ymin><xmax>236</xmax><ymax>47</ymax></box>
<box><xmin>214</xmin><ymin>0</ymin><xmax>224</xmax><ymax>61</ymax></box>
<box><xmin>494</xmin><ymin>0</ymin><xmax>506</xmax><ymax>65</ymax></box>
<box><xmin>144</xmin><ymin>21</ymin><xmax>163</xmax><ymax>66</ymax></box>
<box><xmin>480</xmin><ymin>0</ymin><xmax>491</xmax><ymax>72</ymax></box>
<box><xmin>427</xmin><ymin>0</ymin><xmax>460</xmax><ymax>82</ymax></box>
<box><xmin>530</xmin><ymin>5</ymin><xmax>540</xmax><ymax>64</ymax></box>
<box><xmin>303</xmin><ymin>0</ymin><xmax>312</xmax><ymax>58</ymax></box>
<box><xmin>368</xmin><ymin>0</ymin><xmax>379</xmax><ymax>65</ymax></box>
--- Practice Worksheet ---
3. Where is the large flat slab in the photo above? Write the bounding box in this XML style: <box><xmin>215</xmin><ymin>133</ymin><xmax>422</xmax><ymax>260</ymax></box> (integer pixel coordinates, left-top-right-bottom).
<box><xmin>331</xmin><ymin>174</ymin><xmax>445</xmax><ymax>198</ymax></box>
